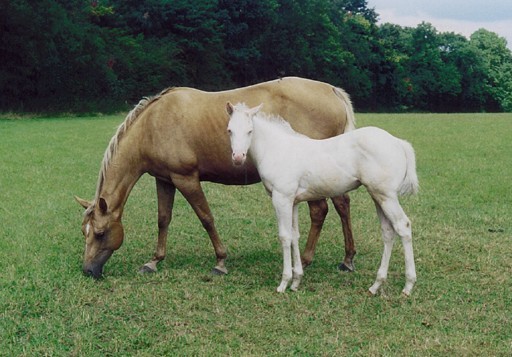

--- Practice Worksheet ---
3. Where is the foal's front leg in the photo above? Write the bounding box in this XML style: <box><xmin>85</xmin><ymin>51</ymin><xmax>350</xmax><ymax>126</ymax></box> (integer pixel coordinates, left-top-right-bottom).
<box><xmin>290</xmin><ymin>204</ymin><xmax>303</xmax><ymax>291</ymax></box>
<box><xmin>272</xmin><ymin>192</ymin><xmax>294</xmax><ymax>293</ymax></box>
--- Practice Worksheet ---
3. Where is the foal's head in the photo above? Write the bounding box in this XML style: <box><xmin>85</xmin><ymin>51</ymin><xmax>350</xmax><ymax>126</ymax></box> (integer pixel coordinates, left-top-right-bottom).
<box><xmin>226</xmin><ymin>102</ymin><xmax>263</xmax><ymax>166</ymax></box>
<box><xmin>75</xmin><ymin>196</ymin><xmax>124</xmax><ymax>279</ymax></box>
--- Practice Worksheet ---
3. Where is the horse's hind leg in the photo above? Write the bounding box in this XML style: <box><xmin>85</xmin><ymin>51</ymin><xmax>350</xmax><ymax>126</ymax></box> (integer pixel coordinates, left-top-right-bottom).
<box><xmin>368</xmin><ymin>201</ymin><xmax>396</xmax><ymax>295</ymax></box>
<box><xmin>301</xmin><ymin>199</ymin><xmax>328</xmax><ymax>267</ymax></box>
<box><xmin>172</xmin><ymin>172</ymin><xmax>228</xmax><ymax>275</ymax></box>
<box><xmin>331</xmin><ymin>194</ymin><xmax>356</xmax><ymax>272</ymax></box>
<box><xmin>140</xmin><ymin>178</ymin><xmax>176</xmax><ymax>273</ymax></box>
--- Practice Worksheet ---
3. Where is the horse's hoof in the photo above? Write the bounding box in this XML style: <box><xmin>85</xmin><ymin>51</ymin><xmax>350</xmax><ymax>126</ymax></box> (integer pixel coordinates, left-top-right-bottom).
<box><xmin>338</xmin><ymin>262</ymin><xmax>355</xmax><ymax>272</ymax></box>
<box><xmin>211</xmin><ymin>266</ymin><xmax>227</xmax><ymax>275</ymax></box>
<box><xmin>301</xmin><ymin>257</ymin><xmax>313</xmax><ymax>269</ymax></box>
<box><xmin>139</xmin><ymin>265</ymin><xmax>157</xmax><ymax>274</ymax></box>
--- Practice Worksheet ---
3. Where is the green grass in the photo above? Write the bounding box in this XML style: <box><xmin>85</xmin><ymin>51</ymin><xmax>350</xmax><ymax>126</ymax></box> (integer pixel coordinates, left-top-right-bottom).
<box><xmin>1</xmin><ymin>113</ymin><xmax>511</xmax><ymax>356</ymax></box>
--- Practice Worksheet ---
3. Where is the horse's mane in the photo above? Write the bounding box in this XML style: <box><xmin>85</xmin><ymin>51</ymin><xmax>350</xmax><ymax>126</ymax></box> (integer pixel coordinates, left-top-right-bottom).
<box><xmin>93</xmin><ymin>87</ymin><xmax>174</xmax><ymax>201</ymax></box>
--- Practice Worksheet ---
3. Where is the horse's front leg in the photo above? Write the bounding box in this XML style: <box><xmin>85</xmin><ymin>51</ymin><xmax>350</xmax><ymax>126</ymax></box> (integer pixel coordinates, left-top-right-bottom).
<box><xmin>272</xmin><ymin>192</ymin><xmax>294</xmax><ymax>293</ymax></box>
<box><xmin>290</xmin><ymin>204</ymin><xmax>303</xmax><ymax>291</ymax></box>
<box><xmin>140</xmin><ymin>178</ymin><xmax>176</xmax><ymax>273</ymax></box>
<box><xmin>172</xmin><ymin>172</ymin><xmax>228</xmax><ymax>275</ymax></box>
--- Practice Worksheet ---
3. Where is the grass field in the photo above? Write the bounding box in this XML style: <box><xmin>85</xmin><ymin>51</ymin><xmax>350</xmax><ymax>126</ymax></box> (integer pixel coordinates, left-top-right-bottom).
<box><xmin>1</xmin><ymin>113</ymin><xmax>511</xmax><ymax>356</ymax></box>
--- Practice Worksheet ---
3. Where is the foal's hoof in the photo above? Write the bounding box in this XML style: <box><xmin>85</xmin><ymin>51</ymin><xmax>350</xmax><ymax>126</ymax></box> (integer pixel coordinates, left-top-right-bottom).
<box><xmin>139</xmin><ymin>265</ymin><xmax>157</xmax><ymax>274</ymax></box>
<box><xmin>401</xmin><ymin>290</ymin><xmax>412</xmax><ymax>298</ymax></box>
<box><xmin>366</xmin><ymin>290</ymin><xmax>377</xmax><ymax>297</ymax></box>
<box><xmin>211</xmin><ymin>266</ymin><xmax>228</xmax><ymax>275</ymax></box>
<box><xmin>338</xmin><ymin>262</ymin><xmax>355</xmax><ymax>272</ymax></box>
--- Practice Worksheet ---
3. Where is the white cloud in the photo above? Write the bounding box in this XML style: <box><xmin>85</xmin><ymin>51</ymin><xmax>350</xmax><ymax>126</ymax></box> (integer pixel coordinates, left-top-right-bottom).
<box><xmin>368</xmin><ymin>1</ymin><xmax>512</xmax><ymax>49</ymax></box>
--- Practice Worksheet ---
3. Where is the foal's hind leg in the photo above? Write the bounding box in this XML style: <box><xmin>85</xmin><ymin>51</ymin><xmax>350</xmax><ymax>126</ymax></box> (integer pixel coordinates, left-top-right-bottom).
<box><xmin>368</xmin><ymin>202</ymin><xmax>396</xmax><ymax>295</ymax></box>
<box><xmin>371</xmin><ymin>197</ymin><xmax>416</xmax><ymax>296</ymax></box>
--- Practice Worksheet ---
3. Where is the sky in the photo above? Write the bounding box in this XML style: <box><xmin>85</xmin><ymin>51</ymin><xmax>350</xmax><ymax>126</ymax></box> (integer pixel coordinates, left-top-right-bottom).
<box><xmin>366</xmin><ymin>0</ymin><xmax>512</xmax><ymax>49</ymax></box>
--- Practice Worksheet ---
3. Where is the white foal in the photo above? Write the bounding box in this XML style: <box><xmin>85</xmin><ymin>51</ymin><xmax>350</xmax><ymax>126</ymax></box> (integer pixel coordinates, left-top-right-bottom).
<box><xmin>226</xmin><ymin>102</ymin><xmax>418</xmax><ymax>296</ymax></box>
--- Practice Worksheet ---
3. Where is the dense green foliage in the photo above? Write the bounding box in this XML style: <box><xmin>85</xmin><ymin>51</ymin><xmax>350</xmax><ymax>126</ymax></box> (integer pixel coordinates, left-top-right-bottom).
<box><xmin>1</xmin><ymin>0</ymin><xmax>512</xmax><ymax>112</ymax></box>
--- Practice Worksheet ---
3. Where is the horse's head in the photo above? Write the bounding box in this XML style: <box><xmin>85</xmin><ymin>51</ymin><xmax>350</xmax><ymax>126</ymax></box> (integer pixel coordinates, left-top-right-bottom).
<box><xmin>226</xmin><ymin>102</ymin><xmax>263</xmax><ymax>166</ymax></box>
<box><xmin>75</xmin><ymin>196</ymin><xmax>124</xmax><ymax>279</ymax></box>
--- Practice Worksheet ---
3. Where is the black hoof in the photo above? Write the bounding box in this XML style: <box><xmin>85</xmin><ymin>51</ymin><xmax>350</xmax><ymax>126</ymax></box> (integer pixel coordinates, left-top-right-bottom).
<box><xmin>211</xmin><ymin>267</ymin><xmax>227</xmax><ymax>275</ymax></box>
<box><xmin>139</xmin><ymin>265</ymin><xmax>157</xmax><ymax>274</ymax></box>
<box><xmin>338</xmin><ymin>262</ymin><xmax>355</xmax><ymax>272</ymax></box>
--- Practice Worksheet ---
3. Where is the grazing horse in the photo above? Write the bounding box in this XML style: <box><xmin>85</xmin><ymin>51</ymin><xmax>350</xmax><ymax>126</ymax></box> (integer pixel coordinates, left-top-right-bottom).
<box><xmin>75</xmin><ymin>77</ymin><xmax>357</xmax><ymax>279</ymax></box>
<box><xmin>227</xmin><ymin>102</ymin><xmax>418</xmax><ymax>296</ymax></box>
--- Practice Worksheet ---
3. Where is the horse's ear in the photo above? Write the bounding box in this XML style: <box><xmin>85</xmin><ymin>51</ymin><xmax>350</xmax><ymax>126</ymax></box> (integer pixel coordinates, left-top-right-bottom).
<box><xmin>249</xmin><ymin>103</ymin><xmax>263</xmax><ymax>116</ymax></box>
<box><xmin>226</xmin><ymin>102</ymin><xmax>234</xmax><ymax>115</ymax></box>
<box><xmin>75</xmin><ymin>196</ymin><xmax>92</xmax><ymax>209</ymax></box>
<box><xmin>98</xmin><ymin>197</ymin><xmax>108</xmax><ymax>214</ymax></box>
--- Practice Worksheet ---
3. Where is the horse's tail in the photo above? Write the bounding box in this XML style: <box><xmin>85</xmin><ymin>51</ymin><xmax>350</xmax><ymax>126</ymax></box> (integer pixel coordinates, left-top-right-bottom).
<box><xmin>332</xmin><ymin>86</ymin><xmax>356</xmax><ymax>132</ymax></box>
<box><xmin>398</xmin><ymin>139</ymin><xmax>419</xmax><ymax>196</ymax></box>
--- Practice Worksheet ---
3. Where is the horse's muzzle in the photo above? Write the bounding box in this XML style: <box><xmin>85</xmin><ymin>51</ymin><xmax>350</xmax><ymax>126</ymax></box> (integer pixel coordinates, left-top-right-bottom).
<box><xmin>83</xmin><ymin>265</ymin><xmax>103</xmax><ymax>279</ymax></box>
<box><xmin>83</xmin><ymin>250</ymin><xmax>113</xmax><ymax>279</ymax></box>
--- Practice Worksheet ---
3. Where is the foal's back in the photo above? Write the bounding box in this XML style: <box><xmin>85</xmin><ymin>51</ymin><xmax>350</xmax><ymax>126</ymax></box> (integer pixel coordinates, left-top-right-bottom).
<box><xmin>286</xmin><ymin>127</ymin><xmax>412</xmax><ymax>201</ymax></box>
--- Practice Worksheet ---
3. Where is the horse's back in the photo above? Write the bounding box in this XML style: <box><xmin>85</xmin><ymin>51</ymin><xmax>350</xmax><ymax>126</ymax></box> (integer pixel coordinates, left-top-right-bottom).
<box><xmin>159</xmin><ymin>77</ymin><xmax>349</xmax><ymax>138</ymax></box>
<box><xmin>131</xmin><ymin>78</ymin><xmax>352</xmax><ymax>183</ymax></box>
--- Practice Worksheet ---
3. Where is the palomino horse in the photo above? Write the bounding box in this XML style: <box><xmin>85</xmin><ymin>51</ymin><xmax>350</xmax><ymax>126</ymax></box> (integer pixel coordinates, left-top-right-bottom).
<box><xmin>227</xmin><ymin>103</ymin><xmax>418</xmax><ymax>295</ymax></box>
<box><xmin>75</xmin><ymin>77</ymin><xmax>357</xmax><ymax>279</ymax></box>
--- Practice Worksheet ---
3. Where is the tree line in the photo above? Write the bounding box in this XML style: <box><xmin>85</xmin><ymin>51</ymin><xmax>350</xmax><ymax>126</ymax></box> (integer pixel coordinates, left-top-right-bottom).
<box><xmin>1</xmin><ymin>0</ymin><xmax>511</xmax><ymax>113</ymax></box>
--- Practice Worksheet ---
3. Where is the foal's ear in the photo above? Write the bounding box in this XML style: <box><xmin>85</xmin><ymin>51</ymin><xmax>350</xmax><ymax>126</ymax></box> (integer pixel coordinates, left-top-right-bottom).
<box><xmin>249</xmin><ymin>103</ymin><xmax>263</xmax><ymax>116</ymax></box>
<box><xmin>75</xmin><ymin>196</ymin><xmax>92</xmax><ymax>209</ymax></box>
<box><xmin>226</xmin><ymin>102</ymin><xmax>234</xmax><ymax>115</ymax></box>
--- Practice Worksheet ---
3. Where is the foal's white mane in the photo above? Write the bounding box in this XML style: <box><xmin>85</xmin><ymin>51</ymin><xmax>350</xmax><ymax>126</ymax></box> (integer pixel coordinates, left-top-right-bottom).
<box><xmin>233</xmin><ymin>103</ymin><xmax>309</xmax><ymax>139</ymax></box>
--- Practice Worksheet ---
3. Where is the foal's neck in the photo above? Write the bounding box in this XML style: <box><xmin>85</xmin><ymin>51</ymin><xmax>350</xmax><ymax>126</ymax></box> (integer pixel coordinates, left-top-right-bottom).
<box><xmin>250</xmin><ymin>115</ymin><xmax>300</xmax><ymax>158</ymax></box>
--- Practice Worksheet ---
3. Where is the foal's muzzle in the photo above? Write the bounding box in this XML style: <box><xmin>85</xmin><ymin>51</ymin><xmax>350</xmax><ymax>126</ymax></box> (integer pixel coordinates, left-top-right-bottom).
<box><xmin>232</xmin><ymin>152</ymin><xmax>246</xmax><ymax>166</ymax></box>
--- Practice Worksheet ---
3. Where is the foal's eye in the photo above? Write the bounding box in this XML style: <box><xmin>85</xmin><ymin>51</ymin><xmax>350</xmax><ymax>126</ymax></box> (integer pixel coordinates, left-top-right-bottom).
<box><xmin>95</xmin><ymin>231</ymin><xmax>105</xmax><ymax>240</ymax></box>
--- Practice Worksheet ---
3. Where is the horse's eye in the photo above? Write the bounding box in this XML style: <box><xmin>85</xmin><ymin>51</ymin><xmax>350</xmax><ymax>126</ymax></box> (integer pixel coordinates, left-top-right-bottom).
<box><xmin>95</xmin><ymin>231</ymin><xmax>105</xmax><ymax>240</ymax></box>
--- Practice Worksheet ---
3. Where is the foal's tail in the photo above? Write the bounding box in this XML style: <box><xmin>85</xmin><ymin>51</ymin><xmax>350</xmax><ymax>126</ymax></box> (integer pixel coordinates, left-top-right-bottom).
<box><xmin>333</xmin><ymin>87</ymin><xmax>356</xmax><ymax>132</ymax></box>
<box><xmin>398</xmin><ymin>139</ymin><xmax>419</xmax><ymax>196</ymax></box>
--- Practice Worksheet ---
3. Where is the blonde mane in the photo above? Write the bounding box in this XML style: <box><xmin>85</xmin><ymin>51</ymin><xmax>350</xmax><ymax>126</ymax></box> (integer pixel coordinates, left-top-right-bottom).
<box><xmin>94</xmin><ymin>87</ymin><xmax>174</xmax><ymax>200</ymax></box>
